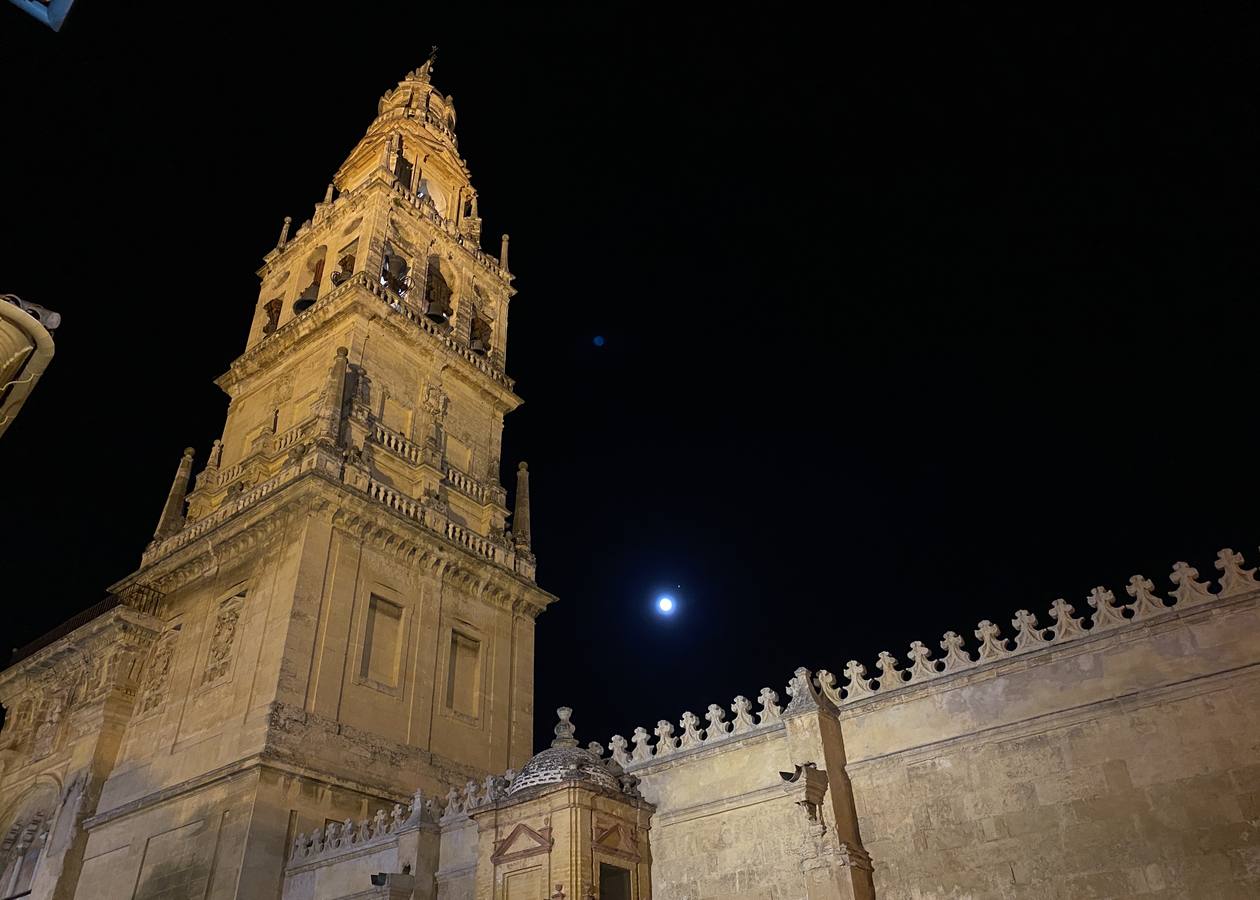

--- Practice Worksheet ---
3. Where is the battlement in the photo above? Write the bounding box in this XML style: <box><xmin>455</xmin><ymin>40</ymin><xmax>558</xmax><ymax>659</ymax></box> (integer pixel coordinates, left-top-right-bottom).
<box><xmin>599</xmin><ymin>546</ymin><xmax>1257</xmax><ymax>765</ymax></box>
<box><xmin>822</xmin><ymin>546</ymin><xmax>1257</xmax><ymax>706</ymax></box>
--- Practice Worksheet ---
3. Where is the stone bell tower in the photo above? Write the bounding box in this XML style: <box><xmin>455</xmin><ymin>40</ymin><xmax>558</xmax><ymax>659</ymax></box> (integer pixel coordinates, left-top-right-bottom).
<box><xmin>0</xmin><ymin>60</ymin><xmax>554</xmax><ymax>900</ymax></box>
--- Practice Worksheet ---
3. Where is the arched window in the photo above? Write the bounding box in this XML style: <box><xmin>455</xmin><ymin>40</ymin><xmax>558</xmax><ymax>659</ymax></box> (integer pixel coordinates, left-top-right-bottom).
<box><xmin>331</xmin><ymin>239</ymin><xmax>358</xmax><ymax>286</ymax></box>
<box><xmin>380</xmin><ymin>244</ymin><xmax>410</xmax><ymax>298</ymax></box>
<box><xmin>423</xmin><ymin>257</ymin><xmax>452</xmax><ymax>324</ymax></box>
<box><xmin>293</xmin><ymin>246</ymin><xmax>327</xmax><ymax>313</ymax></box>
<box><xmin>0</xmin><ymin>783</ymin><xmax>57</xmax><ymax>898</ymax></box>
<box><xmin>393</xmin><ymin>138</ymin><xmax>414</xmax><ymax>190</ymax></box>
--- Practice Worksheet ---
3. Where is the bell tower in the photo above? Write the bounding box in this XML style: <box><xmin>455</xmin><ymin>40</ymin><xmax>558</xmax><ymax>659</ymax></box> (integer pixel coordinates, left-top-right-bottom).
<box><xmin>2</xmin><ymin>62</ymin><xmax>557</xmax><ymax>900</ymax></box>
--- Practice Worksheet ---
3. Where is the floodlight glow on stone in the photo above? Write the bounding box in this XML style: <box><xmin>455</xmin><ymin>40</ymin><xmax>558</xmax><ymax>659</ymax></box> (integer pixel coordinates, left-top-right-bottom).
<box><xmin>657</xmin><ymin>596</ymin><xmax>675</xmax><ymax>614</ymax></box>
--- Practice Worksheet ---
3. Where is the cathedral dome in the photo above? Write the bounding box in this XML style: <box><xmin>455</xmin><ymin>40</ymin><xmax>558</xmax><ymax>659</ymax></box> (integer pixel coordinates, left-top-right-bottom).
<box><xmin>506</xmin><ymin>708</ymin><xmax>621</xmax><ymax>796</ymax></box>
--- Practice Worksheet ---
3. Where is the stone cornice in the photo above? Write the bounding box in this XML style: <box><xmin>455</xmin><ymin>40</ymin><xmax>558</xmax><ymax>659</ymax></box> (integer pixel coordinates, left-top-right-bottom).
<box><xmin>0</xmin><ymin>606</ymin><xmax>161</xmax><ymax>698</ymax></box>
<box><xmin>120</xmin><ymin>468</ymin><xmax>555</xmax><ymax>618</ymax></box>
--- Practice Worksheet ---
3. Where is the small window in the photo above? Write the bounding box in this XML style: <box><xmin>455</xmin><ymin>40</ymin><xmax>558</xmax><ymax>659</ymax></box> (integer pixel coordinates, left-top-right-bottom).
<box><xmin>361</xmin><ymin>595</ymin><xmax>404</xmax><ymax>687</ymax></box>
<box><xmin>600</xmin><ymin>863</ymin><xmax>632</xmax><ymax>900</ymax></box>
<box><xmin>445</xmin><ymin>631</ymin><xmax>481</xmax><ymax>717</ymax></box>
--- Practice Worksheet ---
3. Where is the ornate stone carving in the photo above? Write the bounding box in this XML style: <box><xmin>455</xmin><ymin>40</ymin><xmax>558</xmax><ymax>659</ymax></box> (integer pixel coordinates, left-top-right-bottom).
<box><xmin>140</xmin><ymin>626</ymin><xmax>180</xmax><ymax>714</ymax></box>
<box><xmin>939</xmin><ymin>631</ymin><xmax>972</xmax><ymax>671</ymax></box>
<box><xmin>841</xmin><ymin>661</ymin><xmax>873</xmax><ymax>699</ymax></box>
<box><xmin>30</xmin><ymin>695</ymin><xmax>64</xmax><ymax>759</ymax></box>
<box><xmin>630</xmin><ymin>727</ymin><xmax>653</xmax><ymax>762</ymax></box>
<box><xmin>653</xmin><ymin>720</ymin><xmax>677</xmax><ymax>756</ymax></box>
<box><xmin>609</xmin><ymin>735</ymin><xmax>630</xmax><ymax>767</ymax></box>
<box><xmin>705</xmin><ymin>703</ymin><xmax>731</xmax><ymax>739</ymax></box>
<box><xmin>201</xmin><ymin>591</ymin><xmax>245</xmax><ymax>686</ymax></box>
<box><xmin>1215</xmin><ymin>548</ymin><xmax>1258</xmax><ymax>597</ymax></box>
<box><xmin>1124</xmin><ymin>575</ymin><xmax>1167</xmax><ymax>620</ymax></box>
<box><xmin>1048</xmin><ymin>598</ymin><xmax>1085</xmax><ymax>641</ymax></box>
<box><xmin>1170</xmin><ymin>561</ymin><xmax>1213</xmax><ymax>607</ymax></box>
<box><xmin>875</xmin><ymin>652</ymin><xmax>904</xmax><ymax>689</ymax></box>
<box><xmin>974</xmin><ymin>620</ymin><xmax>1010</xmax><ymax>661</ymax></box>
<box><xmin>730</xmin><ymin>695</ymin><xmax>757</xmax><ymax>733</ymax></box>
<box><xmin>1086</xmin><ymin>586</ymin><xmax>1128</xmax><ymax>630</ymax></box>
<box><xmin>906</xmin><ymin>641</ymin><xmax>940</xmax><ymax>681</ymax></box>
<box><xmin>756</xmin><ymin>687</ymin><xmax>782</xmax><ymax>723</ymax></box>
<box><xmin>1011</xmin><ymin>609</ymin><xmax>1048</xmax><ymax>650</ymax></box>
<box><xmin>678</xmin><ymin>712</ymin><xmax>704</xmax><ymax>749</ymax></box>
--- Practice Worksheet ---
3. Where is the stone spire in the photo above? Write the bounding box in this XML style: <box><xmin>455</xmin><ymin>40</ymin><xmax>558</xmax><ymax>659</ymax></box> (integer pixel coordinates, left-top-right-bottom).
<box><xmin>318</xmin><ymin>347</ymin><xmax>350</xmax><ymax>447</ymax></box>
<box><xmin>153</xmin><ymin>447</ymin><xmax>195</xmax><ymax>540</ymax></box>
<box><xmin>551</xmin><ymin>707</ymin><xmax>578</xmax><ymax>749</ymax></box>
<box><xmin>512</xmin><ymin>461</ymin><xmax>531</xmax><ymax>552</ymax></box>
<box><xmin>500</xmin><ymin>233</ymin><xmax>510</xmax><ymax>271</ymax></box>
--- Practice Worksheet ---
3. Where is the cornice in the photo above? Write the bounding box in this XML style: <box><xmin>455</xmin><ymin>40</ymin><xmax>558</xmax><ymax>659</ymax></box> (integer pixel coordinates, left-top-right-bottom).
<box><xmin>121</xmin><ymin>468</ymin><xmax>555</xmax><ymax>618</ymax></box>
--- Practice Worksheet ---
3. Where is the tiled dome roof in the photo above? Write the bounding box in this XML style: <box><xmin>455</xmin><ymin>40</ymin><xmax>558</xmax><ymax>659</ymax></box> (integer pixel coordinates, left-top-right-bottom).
<box><xmin>506</xmin><ymin>707</ymin><xmax>621</xmax><ymax>796</ymax></box>
<box><xmin>506</xmin><ymin>745</ymin><xmax>621</xmax><ymax>796</ymax></box>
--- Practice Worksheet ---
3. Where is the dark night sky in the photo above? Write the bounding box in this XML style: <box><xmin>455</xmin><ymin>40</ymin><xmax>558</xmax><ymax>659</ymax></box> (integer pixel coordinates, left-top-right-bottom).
<box><xmin>2</xmin><ymin>5</ymin><xmax>1259</xmax><ymax>751</ymax></box>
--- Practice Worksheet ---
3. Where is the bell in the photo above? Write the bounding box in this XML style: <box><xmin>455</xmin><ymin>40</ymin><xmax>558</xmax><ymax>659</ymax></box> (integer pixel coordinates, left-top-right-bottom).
<box><xmin>424</xmin><ymin>300</ymin><xmax>449</xmax><ymax>324</ymax></box>
<box><xmin>470</xmin><ymin>337</ymin><xmax>487</xmax><ymax>354</ymax></box>
<box><xmin>330</xmin><ymin>269</ymin><xmax>349</xmax><ymax>286</ymax></box>
<box><xmin>293</xmin><ymin>285</ymin><xmax>318</xmax><ymax>313</ymax></box>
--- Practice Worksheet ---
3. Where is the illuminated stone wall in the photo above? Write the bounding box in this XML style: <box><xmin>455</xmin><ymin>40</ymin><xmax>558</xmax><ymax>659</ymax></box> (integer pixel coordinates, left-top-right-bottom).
<box><xmin>838</xmin><ymin>550</ymin><xmax>1260</xmax><ymax>898</ymax></box>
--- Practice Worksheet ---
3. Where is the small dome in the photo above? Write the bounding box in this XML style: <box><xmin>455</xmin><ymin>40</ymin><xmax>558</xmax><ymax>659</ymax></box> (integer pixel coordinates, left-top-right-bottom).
<box><xmin>506</xmin><ymin>708</ymin><xmax>621</xmax><ymax>796</ymax></box>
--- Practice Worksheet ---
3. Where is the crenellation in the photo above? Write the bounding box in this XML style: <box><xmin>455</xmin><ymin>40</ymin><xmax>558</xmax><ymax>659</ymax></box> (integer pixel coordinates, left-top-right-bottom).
<box><xmin>827</xmin><ymin>548</ymin><xmax>1260</xmax><ymax>707</ymax></box>
<box><xmin>1125</xmin><ymin>573</ymin><xmax>1168</xmax><ymax>619</ymax></box>
<box><xmin>1170</xmin><ymin>559</ymin><xmax>1214</xmax><ymax>606</ymax></box>
<box><xmin>1216</xmin><ymin>547</ymin><xmax>1258</xmax><ymax>597</ymax></box>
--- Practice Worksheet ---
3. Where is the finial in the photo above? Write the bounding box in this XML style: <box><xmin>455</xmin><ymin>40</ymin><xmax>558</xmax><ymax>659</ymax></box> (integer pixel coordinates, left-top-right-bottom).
<box><xmin>499</xmin><ymin>233</ymin><xmax>510</xmax><ymax>271</ymax></box>
<box><xmin>551</xmin><ymin>707</ymin><xmax>578</xmax><ymax>748</ymax></box>
<box><xmin>153</xmin><ymin>446</ymin><xmax>196</xmax><ymax>541</ymax></box>
<box><xmin>277</xmin><ymin>216</ymin><xmax>292</xmax><ymax>248</ymax></box>
<box><xmin>512</xmin><ymin>460</ymin><xmax>531</xmax><ymax>552</ymax></box>
<box><xmin>323</xmin><ymin>184</ymin><xmax>334</xmax><ymax>204</ymax></box>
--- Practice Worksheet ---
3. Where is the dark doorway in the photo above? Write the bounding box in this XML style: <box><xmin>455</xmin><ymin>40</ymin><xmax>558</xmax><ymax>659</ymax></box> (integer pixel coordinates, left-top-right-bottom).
<box><xmin>599</xmin><ymin>862</ymin><xmax>631</xmax><ymax>900</ymax></box>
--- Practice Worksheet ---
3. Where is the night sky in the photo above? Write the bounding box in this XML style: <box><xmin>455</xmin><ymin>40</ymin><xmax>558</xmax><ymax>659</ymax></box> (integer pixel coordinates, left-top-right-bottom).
<box><xmin>3</xmin><ymin>5</ymin><xmax>1259</xmax><ymax>752</ymax></box>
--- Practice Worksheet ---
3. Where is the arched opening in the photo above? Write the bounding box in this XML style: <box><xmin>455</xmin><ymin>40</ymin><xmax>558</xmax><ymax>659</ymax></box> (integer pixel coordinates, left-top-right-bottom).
<box><xmin>380</xmin><ymin>243</ymin><xmax>410</xmax><ymax>298</ymax></box>
<box><xmin>0</xmin><ymin>782</ymin><xmax>58</xmax><ymax>898</ymax></box>
<box><xmin>330</xmin><ymin>238</ymin><xmax>358</xmax><ymax>286</ymax></box>
<box><xmin>470</xmin><ymin>312</ymin><xmax>492</xmax><ymax>355</ymax></box>
<box><xmin>393</xmin><ymin>138</ymin><xmax>414</xmax><ymax>190</ymax></box>
<box><xmin>423</xmin><ymin>257</ymin><xmax>453</xmax><ymax>324</ymax></box>
<box><xmin>293</xmin><ymin>246</ymin><xmax>327</xmax><ymax>314</ymax></box>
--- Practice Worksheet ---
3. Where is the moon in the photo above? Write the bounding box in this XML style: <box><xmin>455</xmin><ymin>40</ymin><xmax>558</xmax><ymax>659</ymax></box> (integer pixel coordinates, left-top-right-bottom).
<box><xmin>657</xmin><ymin>596</ymin><xmax>675</xmax><ymax>614</ymax></box>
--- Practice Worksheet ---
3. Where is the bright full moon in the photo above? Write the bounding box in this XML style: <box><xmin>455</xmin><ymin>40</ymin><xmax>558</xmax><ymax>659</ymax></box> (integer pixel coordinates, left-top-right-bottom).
<box><xmin>657</xmin><ymin>596</ymin><xmax>675</xmax><ymax>614</ymax></box>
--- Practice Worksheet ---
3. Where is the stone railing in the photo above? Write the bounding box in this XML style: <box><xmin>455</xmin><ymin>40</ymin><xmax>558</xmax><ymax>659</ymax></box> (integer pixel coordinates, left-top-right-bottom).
<box><xmin>819</xmin><ymin>547</ymin><xmax>1259</xmax><ymax>706</ymax></box>
<box><xmin>148</xmin><ymin>455</ymin><xmax>526</xmax><ymax>579</ymax></box>
<box><xmin>367</xmin><ymin>479</ymin><xmax>507</xmax><ymax>568</ymax></box>
<box><xmin>607</xmin><ymin>686</ymin><xmax>788</xmax><ymax>771</ymax></box>
<box><xmin>143</xmin><ymin>468</ymin><xmax>294</xmax><ymax>565</ymax></box>
<box><xmin>444</xmin><ymin>521</ymin><xmax>498</xmax><ymax>563</ymax></box>
<box><xmin>387</xmin><ymin>178</ymin><xmax>510</xmax><ymax>282</ymax></box>
<box><xmin>363</xmin><ymin>277</ymin><xmax>513</xmax><ymax>390</ymax></box>
<box><xmin>8</xmin><ymin>583</ymin><xmax>165</xmax><ymax>666</ymax></box>
<box><xmin>445</xmin><ymin>466</ymin><xmax>486</xmax><ymax>503</ymax></box>
<box><xmin>371</xmin><ymin>420</ymin><xmax>423</xmax><ymax>466</ymax></box>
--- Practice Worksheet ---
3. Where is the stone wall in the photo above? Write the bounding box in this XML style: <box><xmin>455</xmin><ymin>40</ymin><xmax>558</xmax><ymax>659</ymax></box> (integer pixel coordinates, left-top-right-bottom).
<box><xmin>835</xmin><ymin>549</ymin><xmax>1260</xmax><ymax>899</ymax></box>
<box><xmin>601</xmin><ymin>548</ymin><xmax>1260</xmax><ymax>900</ymax></box>
<box><xmin>609</xmin><ymin>681</ymin><xmax>873</xmax><ymax>900</ymax></box>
